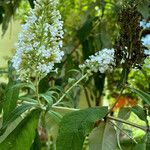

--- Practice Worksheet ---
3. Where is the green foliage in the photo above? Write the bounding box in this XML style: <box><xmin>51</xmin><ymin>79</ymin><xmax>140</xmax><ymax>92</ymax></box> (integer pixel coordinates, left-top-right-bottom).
<box><xmin>0</xmin><ymin>0</ymin><xmax>150</xmax><ymax>149</ymax></box>
<box><xmin>47</xmin><ymin>110</ymin><xmax>62</xmax><ymax>124</ymax></box>
<box><xmin>129</xmin><ymin>87</ymin><xmax>150</xmax><ymax>105</ymax></box>
<box><xmin>131</xmin><ymin>105</ymin><xmax>147</xmax><ymax>122</ymax></box>
<box><xmin>0</xmin><ymin>110</ymin><xmax>40</xmax><ymax>150</ymax></box>
<box><xmin>2</xmin><ymin>64</ymin><xmax>19</xmax><ymax>121</ymax></box>
<box><xmin>0</xmin><ymin>102</ymin><xmax>39</xmax><ymax>135</ymax></box>
<box><xmin>0</xmin><ymin>0</ymin><xmax>22</xmax><ymax>36</ymax></box>
<box><xmin>137</xmin><ymin>0</ymin><xmax>150</xmax><ymax>19</ymax></box>
<box><xmin>146</xmin><ymin>132</ymin><xmax>150</xmax><ymax>150</ymax></box>
<box><xmin>117</xmin><ymin>107</ymin><xmax>131</xmax><ymax>149</ymax></box>
<box><xmin>56</xmin><ymin>107</ymin><xmax>108</xmax><ymax>150</ymax></box>
<box><xmin>89</xmin><ymin>121</ymin><xmax>117</xmax><ymax>150</ymax></box>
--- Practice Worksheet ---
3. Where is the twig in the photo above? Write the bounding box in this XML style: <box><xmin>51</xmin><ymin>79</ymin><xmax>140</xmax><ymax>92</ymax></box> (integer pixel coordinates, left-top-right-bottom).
<box><xmin>53</xmin><ymin>73</ymin><xmax>88</xmax><ymax>106</ymax></box>
<box><xmin>107</xmin><ymin>116</ymin><xmax>148</xmax><ymax>132</ymax></box>
<box><xmin>106</xmin><ymin>87</ymin><xmax>124</xmax><ymax>116</ymax></box>
<box><xmin>109</xmin><ymin>120</ymin><xmax>137</xmax><ymax>144</ymax></box>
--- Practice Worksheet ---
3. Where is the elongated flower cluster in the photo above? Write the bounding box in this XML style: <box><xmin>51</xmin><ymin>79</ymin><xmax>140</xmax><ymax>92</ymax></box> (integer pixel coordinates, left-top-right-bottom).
<box><xmin>12</xmin><ymin>0</ymin><xmax>64</xmax><ymax>80</ymax></box>
<box><xmin>79</xmin><ymin>48</ymin><xmax>115</xmax><ymax>74</ymax></box>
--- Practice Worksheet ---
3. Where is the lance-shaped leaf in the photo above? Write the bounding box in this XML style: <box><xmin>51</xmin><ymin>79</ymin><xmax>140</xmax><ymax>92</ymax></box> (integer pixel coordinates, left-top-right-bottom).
<box><xmin>0</xmin><ymin>110</ymin><xmax>40</xmax><ymax>150</ymax></box>
<box><xmin>56</xmin><ymin>107</ymin><xmax>108</xmax><ymax>150</ymax></box>
<box><xmin>0</xmin><ymin>103</ymin><xmax>38</xmax><ymax>135</ymax></box>
<box><xmin>131</xmin><ymin>105</ymin><xmax>147</xmax><ymax>122</ymax></box>
<box><xmin>89</xmin><ymin>121</ymin><xmax>117</xmax><ymax>150</ymax></box>
<box><xmin>129</xmin><ymin>88</ymin><xmax>150</xmax><ymax>105</ymax></box>
<box><xmin>12</xmin><ymin>82</ymin><xmax>36</xmax><ymax>92</ymax></box>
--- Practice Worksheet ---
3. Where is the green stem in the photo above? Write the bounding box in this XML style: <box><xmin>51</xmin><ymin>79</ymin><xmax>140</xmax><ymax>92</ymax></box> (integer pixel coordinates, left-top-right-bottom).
<box><xmin>107</xmin><ymin>116</ymin><xmax>148</xmax><ymax>132</ymax></box>
<box><xmin>52</xmin><ymin>106</ymin><xmax>79</xmax><ymax>111</ymax></box>
<box><xmin>53</xmin><ymin>73</ymin><xmax>88</xmax><ymax>106</ymax></box>
<box><xmin>35</xmin><ymin>76</ymin><xmax>41</xmax><ymax>104</ymax></box>
<box><xmin>109</xmin><ymin>121</ymin><xmax>137</xmax><ymax>144</ymax></box>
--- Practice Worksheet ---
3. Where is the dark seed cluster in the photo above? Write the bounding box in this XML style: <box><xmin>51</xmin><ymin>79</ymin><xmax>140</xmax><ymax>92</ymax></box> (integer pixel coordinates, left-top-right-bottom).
<box><xmin>114</xmin><ymin>2</ymin><xmax>147</xmax><ymax>70</ymax></box>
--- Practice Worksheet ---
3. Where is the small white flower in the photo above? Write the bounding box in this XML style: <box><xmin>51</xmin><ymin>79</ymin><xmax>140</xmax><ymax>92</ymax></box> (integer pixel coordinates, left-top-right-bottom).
<box><xmin>140</xmin><ymin>20</ymin><xmax>150</xmax><ymax>29</ymax></box>
<box><xmin>141</xmin><ymin>35</ymin><xmax>150</xmax><ymax>46</ymax></box>
<box><xmin>79</xmin><ymin>48</ymin><xmax>115</xmax><ymax>74</ymax></box>
<box><xmin>12</xmin><ymin>0</ymin><xmax>64</xmax><ymax>81</ymax></box>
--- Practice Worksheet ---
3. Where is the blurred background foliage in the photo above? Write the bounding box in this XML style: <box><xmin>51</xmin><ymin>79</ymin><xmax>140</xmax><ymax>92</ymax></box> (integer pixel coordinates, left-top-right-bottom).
<box><xmin>0</xmin><ymin>0</ymin><xmax>150</xmax><ymax>149</ymax></box>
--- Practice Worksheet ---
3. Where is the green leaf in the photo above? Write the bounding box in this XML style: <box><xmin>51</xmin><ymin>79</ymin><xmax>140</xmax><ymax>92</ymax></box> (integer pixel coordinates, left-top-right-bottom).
<box><xmin>146</xmin><ymin>132</ymin><xmax>150</xmax><ymax>150</ymax></box>
<box><xmin>89</xmin><ymin>121</ymin><xmax>117</xmax><ymax>150</ymax></box>
<box><xmin>129</xmin><ymin>88</ymin><xmax>150</xmax><ymax>105</ymax></box>
<box><xmin>137</xmin><ymin>0</ymin><xmax>150</xmax><ymax>19</ymax></box>
<box><xmin>30</xmin><ymin>130</ymin><xmax>41</xmax><ymax>150</ymax></box>
<box><xmin>3</xmin><ymin>84</ymin><xmax>19</xmax><ymax>122</ymax></box>
<box><xmin>131</xmin><ymin>105</ymin><xmax>147</xmax><ymax>122</ymax></box>
<box><xmin>0</xmin><ymin>103</ymin><xmax>37</xmax><ymax>135</ymax></box>
<box><xmin>19</xmin><ymin>96</ymin><xmax>38</xmax><ymax>104</ymax></box>
<box><xmin>40</xmin><ymin>91</ymin><xmax>53</xmax><ymax>105</ymax></box>
<box><xmin>56</xmin><ymin>107</ymin><xmax>108</xmax><ymax>150</ymax></box>
<box><xmin>118</xmin><ymin>107</ymin><xmax>131</xmax><ymax>120</ymax></box>
<box><xmin>2</xmin><ymin>62</ymin><xmax>19</xmax><ymax>120</ymax></box>
<box><xmin>0</xmin><ymin>117</ymin><xmax>23</xmax><ymax>143</ymax></box>
<box><xmin>77</xmin><ymin>17</ymin><xmax>94</xmax><ymax>42</ymax></box>
<box><xmin>117</xmin><ymin>107</ymin><xmax>131</xmax><ymax>150</ymax></box>
<box><xmin>0</xmin><ymin>110</ymin><xmax>40</xmax><ymax>150</ymax></box>
<box><xmin>47</xmin><ymin>110</ymin><xmax>62</xmax><ymax>124</ymax></box>
<box><xmin>12</xmin><ymin>82</ymin><xmax>36</xmax><ymax>92</ymax></box>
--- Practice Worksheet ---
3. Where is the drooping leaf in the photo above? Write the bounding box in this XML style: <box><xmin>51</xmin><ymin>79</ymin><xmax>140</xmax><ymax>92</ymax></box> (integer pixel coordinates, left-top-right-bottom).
<box><xmin>131</xmin><ymin>105</ymin><xmax>147</xmax><ymax>122</ymax></box>
<box><xmin>40</xmin><ymin>91</ymin><xmax>53</xmax><ymax>106</ymax></box>
<box><xmin>56</xmin><ymin>107</ymin><xmax>108</xmax><ymax>150</ymax></box>
<box><xmin>89</xmin><ymin>121</ymin><xmax>117</xmax><ymax>150</ymax></box>
<box><xmin>0</xmin><ymin>110</ymin><xmax>40</xmax><ymax>150</ymax></box>
<box><xmin>12</xmin><ymin>82</ymin><xmax>36</xmax><ymax>92</ymax></box>
<box><xmin>0</xmin><ymin>103</ymin><xmax>37</xmax><ymax>135</ymax></box>
<box><xmin>129</xmin><ymin>88</ymin><xmax>150</xmax><ymax>105</ymax></box>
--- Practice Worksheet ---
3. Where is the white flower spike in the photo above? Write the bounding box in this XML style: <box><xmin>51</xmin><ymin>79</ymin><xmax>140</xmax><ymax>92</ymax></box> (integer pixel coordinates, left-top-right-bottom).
<box><xmin>12</xmin><ymin>0</ymin><xmax>64</xmax><ymax>81</ymax></box>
